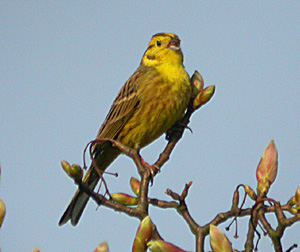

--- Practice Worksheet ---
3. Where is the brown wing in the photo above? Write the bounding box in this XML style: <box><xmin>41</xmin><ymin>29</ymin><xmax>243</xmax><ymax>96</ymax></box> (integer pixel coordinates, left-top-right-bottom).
<box><xmin>96</xmin><ymin>65</ymin><xmax>152</xmax><ymax>140</ymax></box>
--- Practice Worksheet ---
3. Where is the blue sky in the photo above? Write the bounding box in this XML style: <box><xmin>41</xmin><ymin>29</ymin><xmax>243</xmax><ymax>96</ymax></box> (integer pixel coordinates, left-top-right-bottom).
<box><xmin>1</xmin><ymin>1</ymin><xmax>300</xmax><ymax>251</ymax></box>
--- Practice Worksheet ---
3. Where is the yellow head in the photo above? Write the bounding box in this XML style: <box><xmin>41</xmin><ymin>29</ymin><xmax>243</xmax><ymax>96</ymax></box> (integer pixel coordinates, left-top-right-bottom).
<box><xmin>141</xmin><ymin>33</ymin><xmax>184</xmax><ymax>67</ymax></box>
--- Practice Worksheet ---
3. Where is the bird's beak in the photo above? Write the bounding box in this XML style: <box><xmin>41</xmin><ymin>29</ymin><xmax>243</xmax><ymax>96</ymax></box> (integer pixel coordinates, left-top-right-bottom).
<box><xmin>167</xmin><ymin>38</ymin><xmax>180</xmax><ymax>51</ymax></box>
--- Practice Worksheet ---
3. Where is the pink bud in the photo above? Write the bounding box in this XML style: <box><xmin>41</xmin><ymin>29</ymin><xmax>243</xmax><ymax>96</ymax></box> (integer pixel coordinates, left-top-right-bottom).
<box><xmin>132</xmin><ymin>216</ymin><xmax>153</xmax><ymax>252</ymax></box>
<box><xmin>147</xmin><ymin>239</ymin><xmax>187</xmax><ymax>252</ymax></box>
<box><xmin>191</xmin><ymin>71</ymin><xmax>204</xmax><ymax>97</ymax></box>
<box><xmin>32</xmin><ymin>248</ymin><xmax>41</xmax><ymax>252</ymax></box>
<box><xmin>209</xmin><ymin>225</ymin><xmax>233</xmax><ymax>252</ymax></box>
<box><xmin>94</xmin><ymin>241</ymin><xmax>110</xmax><ymax>252</ymax></box>
<box><xmin>256</xmin><ymin>140</ymin><xmax>278</xmax><ymax>196</ymax></box>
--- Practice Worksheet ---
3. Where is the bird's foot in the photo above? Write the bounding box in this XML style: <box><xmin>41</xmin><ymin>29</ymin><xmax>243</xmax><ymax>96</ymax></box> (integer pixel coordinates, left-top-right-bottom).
<box><xmin>141</xmin><ymin>158</ymin><xmax>160</xmax><ymax>185</ymax></box>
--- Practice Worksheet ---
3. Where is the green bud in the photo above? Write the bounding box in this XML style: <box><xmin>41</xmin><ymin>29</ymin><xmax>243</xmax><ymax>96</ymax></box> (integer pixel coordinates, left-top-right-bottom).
<box><xmin>132</xmin><ymin>216</ymin><xmax>153</xmax><ymax>252</ymax></box>
<box><xmin>199</xmin><ymin>86</ymin><xmax>215</xmax><ymax>105</ymax></box>
<box><xmin>295</xmin><ymin>186</ymin><xmax>300</xmax><ymax>210</ymax></box>
<box><xmin>61</xmin><ymin>161</ymin><xmax>83</xmax><ymax>182</ymax></box>
<box><xmin>70</xmin><ymin>164</ymin><xmax>83</xmax><ymax>182</ymax></box>
<box><xmin>210</xmin><ymin>225</ymin><xmax>233</xmax><ymax>252</ymax></box>
<box><xmin>192</xmin><ymin>92</ymin><xmax>202</xmax><ymax>109</ymax></box>
<box><xmin>192</xmin><ymin>85</ymin><xmax>215</xmax><ymax>109</ymax></box>
<box><xmin>232</xmin><ymin>189</ymin><xmax>239</xmax><ymax>208</ymax></box>
<box><xmin>0</xmin><ymin>199</ymin><xmax>6</xmax><ymax>228</ymax></box>
<box><xmin>130</xmin><ymin>177</ymin><xmax>141</xmax><ymax>196</ymax></box>
<box><xmin>287</xmin><ymin>196</ymin><xmax>296</xmax><ymax>207</ymax></box>
<box><xmin>111</xmin><ymin>193</ymin><xmax>138</xmax><ymax>206</ymax></box>
<box><xmin>290</xmin><ymin>208</ymin><xmax>298</xmax><ymax>215</ymax></box>
<box><xmin>61</xmin><ymin>160</ymin><xmax>71</xmax><ymax>175</ymax></box>
<box><xmin>245</xmin><ymin>185</ymin><xmax>257</xmax><ymax>201</ymax></box>
<box><xmin>147</xmin><ymin>239</ymin><xmax>187</xmax><ymax>252</ymax></box>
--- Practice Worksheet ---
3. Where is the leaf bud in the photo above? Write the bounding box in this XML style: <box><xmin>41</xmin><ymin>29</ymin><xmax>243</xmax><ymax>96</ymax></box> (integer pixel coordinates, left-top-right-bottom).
<box><xmin>295</xmin><ymin>186</ymin><xmax>300</xmax><ymax>211</ymax></box>
<box><xmin>110</xmin><ymin>193</ymin><xmax>138</xmax><ymax>206</ymax></box>
<box><xmin>193</xmin><ymin>85</ymin><xmax>215</xmax><ymax>109</ymax></box>
<box><xmin>209</xmin><ymin>225</ymin><xmax>233</xmax><ymax>252</ymax></box>
<box><xmin>132</xmin><ymin>216</ymin><xmax>153</xmax><ymax>252</ymax></box>
<box><xmin>199</xmin><ymin>86</ymin><xmax>215</xmax><ymax>105</ymax></box>
<box><xmin>130</xmin><ymin>177</ymin><xmax>141</xmax><ymax>196</ymax></box>
<box><xmin>0</xmin><ymin>199</ymin><xmax>6</xmax><ymax>228</ymax></box>
<box><xmin>147</xmin><ymin>239</ymin><xmax>187</xmax><ymax>252</ymax></box>
<box><xmin>191</xmin><ymin>71</ymin><xmax>204</xmax><ymax>97</ymax></box>
<box><xmin>256</xmin><ymin>140</ymin><xmax>278</xmax><ymax>197</ymax></box>
<box><xmin>245</xmin><ymin>185</ymin><xmax>257</xmax><ymax>201</ymax></box>
<box><xmin>61</xmin><ymin>161</ymin><xmax>83</xmax><ymax>182</ymax></box>
<box><xmin>94</xmin><ymin>241</ymin><xmax>110</xmax><ymax>252</ymax></box>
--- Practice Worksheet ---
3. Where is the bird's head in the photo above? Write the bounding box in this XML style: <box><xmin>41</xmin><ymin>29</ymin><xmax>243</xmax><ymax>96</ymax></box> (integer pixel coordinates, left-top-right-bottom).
<box><xmin>141</xmin><ymin>33</ymin><xmax>184</xmax><ymax>67</ymax></box>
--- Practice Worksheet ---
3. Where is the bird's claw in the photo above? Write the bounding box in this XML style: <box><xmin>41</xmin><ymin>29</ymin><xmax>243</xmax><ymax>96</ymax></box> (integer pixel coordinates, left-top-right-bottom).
<box><xmin>141</xmin><ymin>158</ymin><xmax>160</xmax><ymax>185</ymax></box>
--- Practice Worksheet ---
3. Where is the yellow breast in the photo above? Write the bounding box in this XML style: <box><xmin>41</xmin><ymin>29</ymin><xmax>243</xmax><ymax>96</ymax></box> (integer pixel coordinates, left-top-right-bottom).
<box><xmin>118</xmin><ymin>65</ymin><xmax>191</xmax><ymax>149</ymax></box>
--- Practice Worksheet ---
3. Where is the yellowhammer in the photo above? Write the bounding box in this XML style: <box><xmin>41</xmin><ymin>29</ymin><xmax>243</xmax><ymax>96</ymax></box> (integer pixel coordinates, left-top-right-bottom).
<box><xmin>59</xmin><ymin>33</ymin><xmax>192</xmax><ymax>226</ymax></box>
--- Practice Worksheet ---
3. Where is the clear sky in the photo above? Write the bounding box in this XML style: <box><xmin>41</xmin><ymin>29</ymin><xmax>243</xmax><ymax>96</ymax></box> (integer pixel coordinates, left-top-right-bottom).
<box><xmin>1</xmin><ymin>1</ymin><xmax>300</xmax><ymax>251</ymax></box>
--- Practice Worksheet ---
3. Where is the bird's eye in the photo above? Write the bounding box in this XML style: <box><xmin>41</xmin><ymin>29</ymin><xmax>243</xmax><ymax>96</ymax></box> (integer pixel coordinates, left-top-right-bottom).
<box><xmin>156</xmin><ymin>41</ymin><xmax>161</xmax><ymax>47</ymax></box>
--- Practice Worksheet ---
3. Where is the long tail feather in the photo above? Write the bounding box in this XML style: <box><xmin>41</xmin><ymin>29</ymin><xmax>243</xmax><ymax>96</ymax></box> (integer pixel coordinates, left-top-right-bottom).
<box><xmin>59</xmin><ymin>176</ymin><xmax>98</xmax><ymax>226</ymax></box>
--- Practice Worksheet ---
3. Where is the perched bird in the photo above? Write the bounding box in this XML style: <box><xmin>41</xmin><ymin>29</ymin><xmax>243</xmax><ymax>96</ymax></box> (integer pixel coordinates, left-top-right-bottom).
<box><xmin>59</xmin><ymin>33</ymin><xmax>192</xmax><ymax>226</ymax></box>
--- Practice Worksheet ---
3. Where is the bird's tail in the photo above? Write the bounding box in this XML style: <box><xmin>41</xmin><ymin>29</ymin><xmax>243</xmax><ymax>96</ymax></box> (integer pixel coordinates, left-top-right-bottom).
<box><xmin>59</xmin><ymin>142</ymin><xmax>120</xmax><ymax>226</ymax></box>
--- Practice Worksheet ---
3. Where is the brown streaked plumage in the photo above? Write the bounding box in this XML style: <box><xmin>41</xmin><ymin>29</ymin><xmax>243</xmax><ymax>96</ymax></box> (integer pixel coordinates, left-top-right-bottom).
<box><xmin>59</xmin><ymin>33</ymin><xmax>191</xmax><ymax>226</ymax></box>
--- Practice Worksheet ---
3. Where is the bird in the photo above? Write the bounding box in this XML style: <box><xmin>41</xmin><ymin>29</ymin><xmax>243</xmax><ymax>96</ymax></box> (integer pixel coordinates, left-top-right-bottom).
<box><xmin>59</xmin><ymin>33</ymin><xmax>192</xmax><ymax>226</ymax></box>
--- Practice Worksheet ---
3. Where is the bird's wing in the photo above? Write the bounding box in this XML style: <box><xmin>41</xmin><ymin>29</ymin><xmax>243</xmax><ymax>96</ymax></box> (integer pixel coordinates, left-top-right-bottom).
<box><xmin>96</xmin><ymin>65</ymin><xmax>152</xmax><ymax>140</ymax></box>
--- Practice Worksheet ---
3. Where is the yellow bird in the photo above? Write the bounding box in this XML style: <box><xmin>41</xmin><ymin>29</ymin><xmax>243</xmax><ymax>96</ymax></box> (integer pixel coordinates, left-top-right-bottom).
<box><xmin>59</xmin><ymin>33</ymin><xmax>192</xmax><ymax>226</ymax></box>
